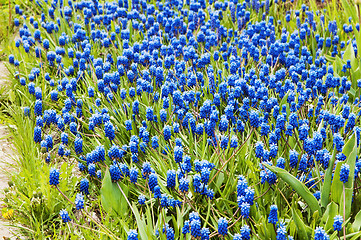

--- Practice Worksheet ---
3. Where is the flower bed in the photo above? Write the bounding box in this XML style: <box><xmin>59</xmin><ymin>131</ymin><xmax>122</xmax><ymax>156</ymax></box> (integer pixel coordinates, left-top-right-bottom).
<box><xmin>4</xmin><ymin>0</ymin><xmax>361</xmax><ymax>239</ymax></box>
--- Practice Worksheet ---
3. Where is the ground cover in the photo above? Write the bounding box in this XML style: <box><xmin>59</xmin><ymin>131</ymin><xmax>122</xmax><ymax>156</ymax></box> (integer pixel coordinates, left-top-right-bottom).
<box><xmin>2</xmin><ymin>0</ymin><xmax>361</xmax><ymax>239</ymax></box>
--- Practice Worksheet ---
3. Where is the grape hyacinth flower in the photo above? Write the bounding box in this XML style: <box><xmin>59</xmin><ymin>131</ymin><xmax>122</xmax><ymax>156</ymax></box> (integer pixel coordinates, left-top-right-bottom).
<box><xmin>240</xmin><ymin>225</ymin><xmax>251</xmax><ymax>240</ymax></box>
<box><xmin>49</xmin><ymin>168</ymin><xmax>59</xmax><ymax>186</ymax></box>
<box><xmin>59</xmin><ymin>209</ymin><xmax>71</xmax><ymax>223</ymax></box>
<box><xmin>75</xmin><ymin>193</ymin><xmax>84</xmax><ymax>210</ymax></box>
<box><xmin>217</xmin><ymin>217</ymin><xmax>228</xmax><ymax>236</ymax></box>
<box><xmin>127</xmin><ymin>229</ymin><xmax>138</xmax><ymax>240</ymax></box>
<box><xmin>79</xmin><ymin>178</ymin><xmax>89</xmax><ymax>195</ymax></box>
<box><xmin>340</xmin><ymin>163</ymin><xmax>350</xmax><ymax>183</ymax></box>
<box><xmin>314</xmin><ymin>227</ymin><xmax>329</xmax><ymax>240</ymax></box>
<box><xmin>333</xmin><ymin>215</ymin><xmax>343</xmax><ymax>231</ymax></box>
<box><xmin>268</xmin><ymin>205</ymin><xmax>278</xmax><ymax>224</ymax></box>
<box><xmin>138</xmin><ymin>195</ymin><xmax>146</xmax><ymax>205</ymax></box>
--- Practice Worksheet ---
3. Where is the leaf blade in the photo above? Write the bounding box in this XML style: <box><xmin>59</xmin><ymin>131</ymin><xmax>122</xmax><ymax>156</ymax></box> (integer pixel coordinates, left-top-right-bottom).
<box><xmin>263</xmin><ymin>164</ymin><xmax>321</xmax><ymax>213</ymax></box>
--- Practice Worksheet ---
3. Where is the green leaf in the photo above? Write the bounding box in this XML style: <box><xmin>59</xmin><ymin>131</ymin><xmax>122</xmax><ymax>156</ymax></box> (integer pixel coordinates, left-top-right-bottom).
<box><xmin>351</xmin><ymin>67</ymin><xmax>361</xmax><ymax>89</ymax></box>
<box><xmin>132</xmin><ymin>203</ymin><xmax>150</xmax><ymax>240</ymax></box>
<box><xmin>100</xmin><ymin>168</ymin><xmax>128</xmax><ymax>216</ymax></box>
<box><xmin>321</xmin><ymin>148</ymin><xmax>337</xmax><ymax>208</ymax></box>
<box><xmin>263</xmin><ymin>164</ymin><xmax>321</xmax><ymax>213</ymax></box>
<box><xmin>356</xmin><ymin>28</ymin><xmax>361</xmax><ymax>59</ymax></box>
<box><xmin>343</xmin><ymin>43</ymin><xmax>355</xmax><ymax>63</ymax></box>
<box><xmin>321</xmin><ymin>201</ymin><xmax>338</xmax><ymax>231</ymax></box>
<box><xmin>331</xmin><ymin>133</ymin><xmax>357</xmax><ymax>218</ymax></box>
<box><xmin>291</xmin><ymin>207</ymin><xmax>309</xmax><ymax>240</ymax></box>
<box><xmin>350</xmin><ymin>231</ymin><xmax>361</xmax><ymax>240</ymax></box>
<box><xmin>8</xmin><ymin>89</ymin><xmax>15</xmax><ymax>102</ymax></box>
<box><xmin>352</xmin><ymin>210</ymin><xmax>361</xmax><ymax>231</ymax></box>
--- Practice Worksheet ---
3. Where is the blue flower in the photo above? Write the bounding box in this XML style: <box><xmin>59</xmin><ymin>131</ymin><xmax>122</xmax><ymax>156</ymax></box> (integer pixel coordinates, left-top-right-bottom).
<box><xmin>165</xmin><ymin>225</ymin><xmax>175</xmax><ymax>240</ymax></box>
<box><xmin>221</xmin><ymin>135</ymin><xmax>229</xmax><ymax>149</ymax></box>
<box><xmin>34</xmin><ymin>126</ymin><xmax>42</xmax><ymax>143</ymax></box>
<box><xmin>314</xmin><ymin>226</ymin><xmax>329</xmax><ymax>240</ymax></box>
<box><xmin>244</xmin><ymin>187</ymin><xmax>254</xmax><ymax>205</ymax></box>
<box><xmin>163</xmin><ymin>125</ymin><xmax>172</xmax><ymax>141</ymax></box>
<box><xmin>201</xmin><ymin>168</ymin><xmax>210</xmax><ymax>184</ymax></box>
<box><xmin>148</xmin><ymin>173</ymin><xmax>158</xmax><ymax>192</ymax></box>
<box><xmin>249</xmin><ymin>110</ymin><xmax>259</xmax><ymax>128</ymax></box>
<box><xmin>174</xmin><ymin>146</ymin><xmax>183</xmax><ymax>163</ymax></box>
<box><xmin>268</xmin><ymin>205</ymin><xmax>278</xmax><ymax>224</ymax></box>
<box><xmin>333</xmin><ymin>133</ymin><xmax>344</xmax><ymax>152</ymax></box>
<box><xmin>74</xmin><ymin>137</ymin><xmax>83</xmax><ymax>154</ymax></box>
<box><xmin>130</xmin><ymin>167</ymin><xmax>138</xmax><ymax>183</ymax></box>
<box><xmin>276</xmin><ymin>222</ymin><xmax>287</xmax><ymax>240</ymax></box>
<box><xmin>34</xmin><ymin>100</ymin><xmax>43</xmax><ymax>116</ymax></box>
<box><xmin>59</xmin><ymin>209</ymin><xmax>71</xmax><ymax>223</ymax></box>
<box><xmin>146</xmin><ymin>107</ymin><xmax>154</xmax><ymax>121</ymax></box>
<box><xmin>109</xmin><ymin>164</ymin><xmax>122</xmax><ymax>182</ymax></box>
<box><xmin>190</xmin><ymin>219</ymin><xmax>201</xmax><ymax>237</ymax></box>
<box><xmin>219</xmin><ymin>116</ymin><xmax>229</xmax><ymax>132</ymax></box>
<box><xmin>125</xmin><ymin>120</ymin><xmax>132</xmax><ymax>131</ymax></box>
<box><xmin>80</xmin><ymin>178</ymin><xmax>89</xmax><ymax>195</ymax></box>
<box><xmin>313</xmin><ymin>191</ymin><xmax>321</xmax><ymax>200</ymax></box>
<box><xmin>340</xmin><ymin>163</ymin><xmax>350</xmax><ymax>183</ymax></box>
<box><xmin>299</xmin><ymin>124</ymin><xmax>309</xmax><ymax>141</ymax></box>
<box><xmin>200</xmin><ymin>228</ymin><xmax>210</xmax><ymax>240</ymax></box>
<box><xmin>160</xmin><ymin>109</ymin><xmax>167</xmax><ymax>123</ymax></box>
<box><xmin>333</xmin><ymin>215</ymin><xmax>343</xmax><ymax>231</ymax></box>
<box><xmin>127</xmin><ymin>229</ymin><xmax>138</xmax><ymax>240</ymax></box>
<box><xmin>234</xmin><ymin>233</ymin><xmax>243</xmax><ymax>240</ymax></box>
<box><xmin>167</xmin><ymin>170</ymin><xmax>176</xmax><ymax>188</ymax></box>
<box><xmin>138</xmin><ymin>194</ymin><xmax>146</xmax><ymax>205</ymax></box>
<box><xmin>49</xmin><ymin>168</ymin><xmax>59</xmax><ymax>186</ymax></box>
<box><xmin>289</xmin><ymin>150</ymin><xmax>299</xmax><ymax>168</ymax></box>
<box><xmin>50</xmin><ymin>90</ymin><xmax>58</xmax><ymax>101</ymax></box>
<box><xmin>260</xmin><ymin>122</ymin><xmax>270</xmax><ymax>136</ymax></box>
<box><xmin>217</xmin><ymin>217</ymin><xmax>228</xmax><ymax>236</ymax></box>
<box><xmin>151</xmin><ymin>136</ymin><xmax>159</xmax><ymax>149</ymax></box>
<box><xmin>240</xmin><ymin>225</ymin><xmax>251</xmax><ymax>240</ymax></box>
<box><xmin>104</xmin><ymin>121</ymin><xmax>115</xmax><ymax>140</ymax></box>
<box><xmin>276</xmin><ymin>158</ymin><xmax>285</xmax><ymax>169</ymax></box>
<box><xmin>179</xmin><ymin>177</ymin><xmax>189</xmax><ymax>192</ymax></box>
<box><xmin>298</xmin><ymin>154</ymin><xmax>308</xmax><ymax>172</ymax></box>
<box><xmin>237</xmin><ymin>175</ymin><xmax>248</xmax><ymax>197</ymax></box>
<box><xmin>240</xmin><ymin>202</ymin><xmax>250</xmax><ymax>219</ymax></box>
<box><xmin>182</xmin><ymin>220</ymin><xmax>190</xmax><ymax>234</ymax></box>
<box><xmin>75</xmin><ymin>193</ymin><xmax>84</xmax><ymax>210</ymax></box>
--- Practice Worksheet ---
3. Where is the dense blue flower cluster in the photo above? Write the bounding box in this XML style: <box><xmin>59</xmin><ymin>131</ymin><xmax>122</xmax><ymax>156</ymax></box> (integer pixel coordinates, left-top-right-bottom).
<box><xmin>218</xmin><ymin>217</ymin><xmax>228</xmax><ymax>236</ymax></box>
<box><xmin>75</xmin><ymin>193</ymin><xmax>84</xmax><ymax>210</ymax></box>
<box><xmin>12</xmin><ymin>0</ymin><xmax>361</xmax><ymax>237</ymax></box>
<box><xmin>127</xmin><ymin>229</ymin><xmax>138</xmax><ymax>240</ymax></box>
<box><xmin>59</xmin><ymin>209</ymin><xmax>71</xmax><ymax>223</ymax></box>
<box><xmin>333</xmin><ymin>215</ymin><xmax>343</xmax><ymax>232</ymax></box>
<box><xmin>314</xmin><ymin>227</ymin><xmax>329</xmax><ymax>240</ymax></box>
<box><xmin>340</xmin><ymin>163</ymin><xmax>350</xmax><ymax>183</ymax></box>
<box><xmin>268</xmin><ymin>205</ymin><xmax>278</xmax><ymax>224</ymax></box>
<box><xmin>49</xmin><ymin>168</ymin><xmax>59</xmax><ymax>186</ymax></box>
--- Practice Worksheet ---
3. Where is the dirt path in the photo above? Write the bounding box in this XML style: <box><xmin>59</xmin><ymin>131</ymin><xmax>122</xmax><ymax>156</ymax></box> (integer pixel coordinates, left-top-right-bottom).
<box><xmin>0</xmin><ymin>61</ymin><xmax>18</xmax><ymax>238</ymax></box>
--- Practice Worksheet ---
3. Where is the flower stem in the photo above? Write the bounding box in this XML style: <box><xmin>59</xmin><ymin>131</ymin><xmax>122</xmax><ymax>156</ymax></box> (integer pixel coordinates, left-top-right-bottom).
<box><xmin>343</xmin><ymin>183</ymin><xmax>346</xmax><ymax>240</ymax></box>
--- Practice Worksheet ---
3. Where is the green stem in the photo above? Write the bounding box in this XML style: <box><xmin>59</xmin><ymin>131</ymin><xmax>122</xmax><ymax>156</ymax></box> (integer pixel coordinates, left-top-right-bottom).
<box><xmin>343</xmin><ymin>183</ymin><xmax>346</xmax><ymax>240</ymax></box>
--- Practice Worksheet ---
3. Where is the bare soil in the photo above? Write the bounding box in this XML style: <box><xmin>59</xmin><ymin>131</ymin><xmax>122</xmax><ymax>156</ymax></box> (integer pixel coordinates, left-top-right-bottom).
<box><xmin>0</xmin><ymin>61</ymin><xmax>18</xmax><ymax>239</ymax></box>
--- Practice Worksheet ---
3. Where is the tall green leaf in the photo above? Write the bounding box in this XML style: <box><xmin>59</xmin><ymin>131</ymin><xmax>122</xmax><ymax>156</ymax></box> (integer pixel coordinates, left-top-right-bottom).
<box><xmin>291</xmin><ymin>202</ymin><xmax>309</xmax><ymax>240</ymax></box>
<box><xmin>331</xmin><ymin>133</ymin><xmax>357</xmax><ymax>218</ymax></box>
<box><xmin>321</xmin><ymin>201</ymin><xmax>339</xmax><ymax>231</ymax></box>
<box><xmin>263</xmin><ymin>164</ymin><xmax>321</xmax><ymax>213</ymax></box>
<box><xmin>352</xmin><ymin>210</ymin><xmax>361</xmax><ymax>231</ymax></box>
<box><xmin>321</xmin><ymin>148</ymin><xmax>337</xmax><ymax>208</ymax></box>
<box><xmin>100</xmin><ymin>168</ymin><xmax>129</xmax><ymax>216</ymax></box>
